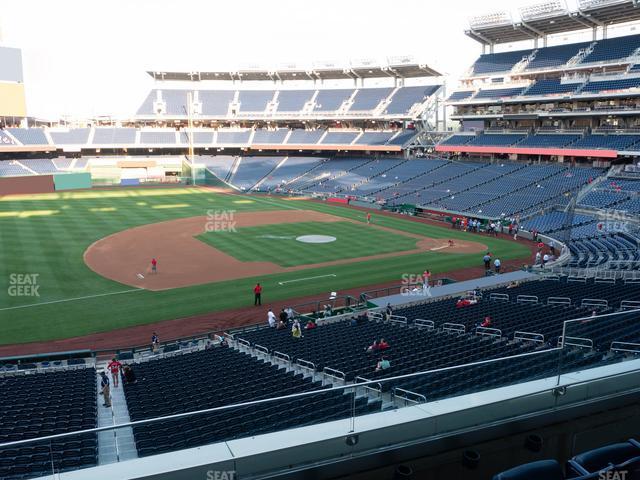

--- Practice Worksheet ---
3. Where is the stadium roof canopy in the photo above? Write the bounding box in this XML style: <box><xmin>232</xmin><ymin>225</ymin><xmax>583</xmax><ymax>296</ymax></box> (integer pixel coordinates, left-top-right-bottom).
<box><xmin>466</xmin><ymin>0</ymin><xmax>640</xmax><ymax>46</ymax></box>
<box><xmin>146</xmin><ymin>58</ymin><xmax>441</xmax><ymax>82</ymax></box>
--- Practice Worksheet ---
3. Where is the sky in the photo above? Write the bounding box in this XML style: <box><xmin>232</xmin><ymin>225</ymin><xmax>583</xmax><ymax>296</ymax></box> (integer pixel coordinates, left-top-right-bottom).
<box><xmin>0</xmin><ymin>0</ymin><xmax>603</xmax><ymax>120</ymax></box>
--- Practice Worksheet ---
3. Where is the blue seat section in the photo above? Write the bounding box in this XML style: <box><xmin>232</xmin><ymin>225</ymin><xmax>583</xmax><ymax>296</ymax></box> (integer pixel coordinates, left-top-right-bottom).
<box><xmin>275</xmin><ymin>90</ymin><xmax>314</xmax><ymax>112</ymax></box>
<box><xmin>524</xmin><ymin>79</ymin><xmax>582</xmax><ymax>96</ymax></box>
<box><xmin>92</xmin><ymin>128</ymin><xmax>137</xmax><ymax>144</ymax></box>
<box><xmin>286</xmin><ymin>129</ymin><xmax>325</xmax><ymax>144</ymax></box>
<box><xmin>297</xmin><ymin>158</ymin><xmax>372</xmax><ymax>194</ymax></box>
<box><xmin>349</xmin><ymin>88</ymin><xmax>393</xmax><ymax>111</ymax></box>
<box><xmin>467</xmin><ymin>133</ymin><xmax>526</xmax><ymax>146</ymax></box>
<box><xmin>6</xmin><ymin>128</ymin><xmax>49</xmax><ymax>145</ymax></box>
<box><xmin>198</xmin><ymin>90</ymin><xmax>235</xmax><ymax>116</ymax></box>
<box><xmin>439</xmin><ymin>134</ymin><xmax>475</xmax><ymax>146</ymax></box>
<box><xmin>237</xmin><ymin>90</ymin><xmax>274</xmax><ymax>112</ymax></box>
<box><xmin>516</xmin><ymin>134</ymin><xmax>581</xmax><ymax>148</ymax></box>
<box><xmin>49</xmin><ymin>129</ymin><xmax>90</xmax><ymax>145</ymax></box>
<box><xmin>384</xmin><ymin>85</ymin><xmax>439</xmax><ymax>115</ymax></box>
<box><xmin>313</xmin><ymin>89</ymin><xmax>354</xmax><ymax>111</ymax></box>
<box><xmin>526</xmin><ymin>42</ymin><xmax>592</xmax><ymax>70</ymax></box>
<box><xmin>320</xmin><ymin>131</ymin><xmax>359</xmax><ymax>144</ymax></box>
<box><xmin>354</xmin><ymin>131</ymin><xmax>396</xmax><ymax>145</ymax></box>
<box><xmin>252</xmin><ymin>128</ymin><xmax>289</xmax><ymax>144</ymax></box>
<box><xmin>522</xmin><ymin>211</ymin><xmax>596</xmax><ymax>234</ymax></box>
<box><xmin>139</xmin><ymin>131</ymin><xmax>176</xmax><ymax>144</ymax></box>
<box><xmin>178</xmin><ymin>130</ymin><xmax>214</xmax><ymax>144</ymax></box>
<box><xmin>573</xmin><ymin>134</ymin><xmax>640</xmax><ymax>150</ymax></box>
<box><xmin>21</xmin><ymin>159</ymin><xmax>59</xmax><ymax>174</ymax></box>
<box><xmin>371</xmin><ymin>159</ymin><xmax>450</xmax><ymax>199</ymax></box>
<box><xmin>471</xmin><ymin>49</ymin><xmax>535</xmax><ymax>74</ymax></box>
<box><xmin>492</xmin><ymin>459</ymin><xmax>565</xmax><ymax>480</ymax></box>
<box><xmin>386</xmin><ymin>130</ymin><xmax>418</xmax><ymax>146</ymax></box>
<box><xmin>216</xmin><ymin>130</ymin><xmax>251</xmax><ymax>145</ymax></box>
<box><xmin>198</xmin><ymin>155</ymin><xmax>236</xmax><ymax>180</ymax></box>
<box><xmin>565</xmin><ymin>233</ymin><xmax>640</xmax><ymax>269</ymax></box>
<box><xmin>123</xmin><ymin>348</ymin><xmax>377</xmax><ymax>457</ymax></box>
<box><xmin>229</xmin><ymin>156</ymin><xmax>284</xmax><ymax>190</ymax></box>
<box><xmin>495</xmin><ymin>439</ymin><xmax>640</xmax><ymax>479</ymax></box>
<box><xmin>581</xmin><ymin>77</ymin><xmax>640</xmax><ymax>93</ymax></box>
<box><xmin>475</xmin><ymin>87</ymin><xmax>526</xmax><ymax>99</ymax></box>
<box><xmin>0</xmin><ymin>368</ymin><xmax>97</xmax><ymax>480</ymax></box>
<box><xmin>583</xmin><ymin>33</ymin><xmax>640</xmax><ymax>64</ymax></box>
<box><xmin>0</xmin><ymin>160</ymin><xmax>37</xmax><ymax>177</ymax></box>
<box><xmin>237</xmin><ymin>315</ymin><xmax>534</xmax><ymax>385</ymax></box>
<box><xmin>258</xmin><ymin>157</ymin><xmax>326</xmax><ymax>191</ymax></box>
<box><xmin>447</xmin><ymin>90</ymin><xmax>475</xmax><ymax>101</ymax></box>
<box><xmin>489</xmin><ymin>277</ymin><xmax>640</xmax><ymax>308</ymax></box>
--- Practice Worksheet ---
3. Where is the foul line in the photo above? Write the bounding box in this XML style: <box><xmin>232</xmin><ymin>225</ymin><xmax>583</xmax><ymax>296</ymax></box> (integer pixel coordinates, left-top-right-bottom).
<box><xmin>278</xmin><ymin>274</ymin><xmax>337</xmax><ymax>286</ymax></box>
<box><xmin>0</xmin><ymin>288</ymin><xmax>145</xmax><ymax>312</ymax></box>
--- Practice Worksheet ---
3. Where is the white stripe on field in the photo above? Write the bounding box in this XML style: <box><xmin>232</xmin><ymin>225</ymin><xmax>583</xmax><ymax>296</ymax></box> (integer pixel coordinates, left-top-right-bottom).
<box><xmin>0</xmin><ymin>288</ymin><xmax>145</xmax><ymax>312</ymax></box>
<box><xmin>278</xmin><ymin>274</ymin><xmax>337</xmax><ymax>285</ymax></box>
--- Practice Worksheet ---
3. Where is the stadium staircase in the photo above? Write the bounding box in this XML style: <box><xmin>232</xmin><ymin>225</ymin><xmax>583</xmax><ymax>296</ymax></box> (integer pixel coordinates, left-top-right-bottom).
<box><xmin>282</xmin><ymin>158</ymin><xmax>329</xmax><ymax>189</ymax></box>
<box><xmin>95</xmin><ymin>364</ymin><xmax>137</xmax><ymax>465</ymax></box>
<box><xmin>369</xmin><ymin>160</ymin><xmax>452</xmax><ymax>197</ymax></box>
<box><xmin>226</xmin><ymin>156</ymin><xmax>242</xmax><ymax>183</ymax></box>
<box><xmin>250</xmin><ymin>156</ymin><xmax>289</xmax><ymax>191</ymax></box>
<box><xmin>567</xmin><ymin>42</ymin><xmax>597</xmax><ymax>67</ymax></box>
<box><xmin>333</xmin><ymin>158</ymin><xmax>411</xmax><ymax>194</ymax></box>
<box><xmin>391</xmin><ymin>161</ymin><xmax>487</xmax><ymax>202</ymax></box>
<box><xmin>511</xmin><ymin>51</ymin><xmax>537</xmax><ymax>73</ymax></box>
<box><xmin>14</xmin><ymin>160</ymin><xmax>37</xmax><ymax>175</ymax></box>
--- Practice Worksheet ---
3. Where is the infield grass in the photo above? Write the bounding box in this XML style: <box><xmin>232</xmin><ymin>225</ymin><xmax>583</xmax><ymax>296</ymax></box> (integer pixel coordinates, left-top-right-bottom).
<box><xmin>197</xmin><ymin>221</ymin><xmax>418</xmax><ymax>266</ymax></box>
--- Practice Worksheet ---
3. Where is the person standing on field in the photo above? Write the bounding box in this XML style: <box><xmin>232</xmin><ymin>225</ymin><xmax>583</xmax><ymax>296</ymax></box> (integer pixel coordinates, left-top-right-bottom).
<box><xmin>366</xmin><ymin>212</ymin><xmax>371</xmax><ymax>224</ymax></box>
<box><xmin>151</xmin><ymin>258</ymin><xmax>157</xmax><ymax>274</ymax></box>
<box><xmin>254</xmin><ymin>283</ymin><xmax>262</xmax><ymax>306</ymax></box>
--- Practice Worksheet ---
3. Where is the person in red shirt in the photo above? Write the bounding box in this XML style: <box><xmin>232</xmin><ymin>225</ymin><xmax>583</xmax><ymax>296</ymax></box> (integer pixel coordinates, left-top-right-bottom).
<box><xmin>481</xmin><ymin>316</ymin><xmax>492</xmax><ymax>328</ymax></box>
<box><xmin>378</xmin><ymin>338</ymin><xmax>390</xmax><ymax>350</ymax></box>
<box><xmin>366</xmin><ymin>212</ymin><xmax>371</xmax><ymax>224</ymax></box>
<box><xmin>254</xmin><ymin>283</ymin><xmax>262</xmax><ymax>306</ymax></box>
<box><xmin>107</xmin><ymin>358</ymin><xmax>122</xmax><ymax>388</ymax></box>
<box><xmin>151</xmin><ymin>258</ymin><xmax>157</xmax><ymax>274</ymax></box>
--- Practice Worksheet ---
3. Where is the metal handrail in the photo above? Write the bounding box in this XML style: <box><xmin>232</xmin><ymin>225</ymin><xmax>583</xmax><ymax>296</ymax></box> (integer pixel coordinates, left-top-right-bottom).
<box><xmin>489</xmin><ymin>293</ymin><xmax>509</xmax><ymax>301</ymax></box>
<box><xmin>237</xmin><ymin>338</ymin><xmax>251</xmax><ymax>348</ymax></box>
<box><xmin>388</xmin><ymin>314</ymin><xmax>408</xmax><ymax>325</ymax></box>
<box><xmin>517</xmin><ymin>295</ymin><xmax>538</xmax><ymax>304</ymax></box>
<box><xmin>442</xmin><ymin>322</ymin><xmax>465</xmax><ymax>334</ymax></box>
<box><xmin>254</xmin><ymin>344</ymin><xmax>270</xmax><ymax>355</ymax></box>
<box><xmin>621</xmin><ymin>300</ymin><xmax>640</xmax><ymax>311</ymax></box>
<box><xmin>296</xmin><ymin>358</ymin><xmax>317</xmax><ymax>372</ymax></box>
<box><xmin>273</xmin><ymin>351</ymin><xmax>291</xmax><ymax>363</ymax></box>
<box><xmin>558</xmin><ymin>336</ymin><xmax>594</xmax><ymax>349</ymax></box>
<box><xmin>414</xmin><ymin>318</ymin><xmax>435</xmax><ymax>330</ymax></box>
<box><xmin>514</xmin><ymin>331</ymin><xmax>545</xmax><ymax>344</ymax></box>
<box><xmin>355</xmin><ymin>376</ymin><xmax>382</xmax><ymax>397</ymax></box>
<box><xmin>393</xmin><ymin>387</ymin><xmax>427</xmax><ymax>405</ymax></box>
<box><xmin>0</xmin><ymin>343</ymin><xmax>624</xmax><ymax>451</ymax></box>
<box><xmin>581</xmin><ymin>298</ymin><xmax>608</xmax><ymax>308</ymax></box>
<box><xmin>323</xmin><ymin>367</ymin><xmax>346</xmax><ymax>381</ymax></box>
<box><xmin>548</xmin><ymin>297</ymin><xmax>572</xmax><ymax>306</ymax></box>
<box><xmin>476</xmin><ymin>326</ymin><xmax>502</xmax><ymax>338</ymax></box>
<box><xmin>611</xmin><ymin>341</ymin><xmax>640</xmax><ymax>354</ymax></box>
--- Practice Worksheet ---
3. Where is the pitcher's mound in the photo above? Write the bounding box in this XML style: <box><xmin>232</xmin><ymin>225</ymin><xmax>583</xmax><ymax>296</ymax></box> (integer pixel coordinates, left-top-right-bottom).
<box><xmin>296</xmin><ymin>235</ymin><xmax>337</xmax><ymax>244</ymax></box>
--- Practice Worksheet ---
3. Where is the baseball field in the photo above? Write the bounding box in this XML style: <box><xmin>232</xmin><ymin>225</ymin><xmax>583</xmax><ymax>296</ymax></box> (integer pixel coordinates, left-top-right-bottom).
<box><xmin>0</xmin><ymin>187</ymin><xmax>531</xmax><ymax>347</ymax></box>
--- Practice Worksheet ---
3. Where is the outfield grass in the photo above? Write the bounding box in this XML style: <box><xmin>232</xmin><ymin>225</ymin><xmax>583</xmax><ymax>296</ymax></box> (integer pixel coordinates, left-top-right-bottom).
<box><xmin>0</xmin><ymin>188</ymin><xmax>530</xmax><ymax>345</ymax></box>
<box><xmin>197</xmin><ymin>221</ymin><xmax>418</xmax><ymax>266</ymax></box>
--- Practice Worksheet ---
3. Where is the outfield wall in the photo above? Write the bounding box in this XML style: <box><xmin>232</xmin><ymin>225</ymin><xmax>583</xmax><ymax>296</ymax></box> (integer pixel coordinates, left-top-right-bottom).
<box><xmin>53</xmin><ymin>173</ymin><xmax>92</xmax><ymax>191</ymax></box>
<box><xmin>0</xmin><ymin>175</ymin><xmax>55</xmax><ymax>195</ymax></box>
